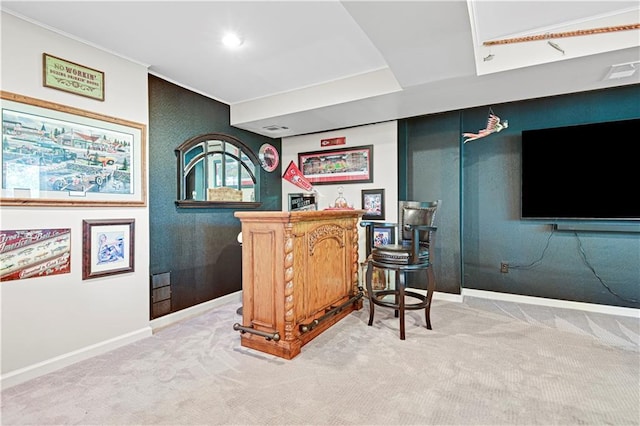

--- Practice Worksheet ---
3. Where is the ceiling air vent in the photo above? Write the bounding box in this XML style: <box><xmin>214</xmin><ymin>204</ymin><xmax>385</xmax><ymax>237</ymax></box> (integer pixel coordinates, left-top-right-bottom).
<box><xmin>603</xmin><ymin>61</ymin><xmax>639</xmax><ymax>80</ymax></box>
<box><xmin>262</xmin><ymin>125</ymin><xmax>289</xmax><ymax>132</ymax></box>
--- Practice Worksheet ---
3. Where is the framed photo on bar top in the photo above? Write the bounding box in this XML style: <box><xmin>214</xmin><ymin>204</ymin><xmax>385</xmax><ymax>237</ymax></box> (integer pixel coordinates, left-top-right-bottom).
<box><xmin>288</xmin><ymin>192</ymin><xmax>317</xmax><ymax>211</ymax></box>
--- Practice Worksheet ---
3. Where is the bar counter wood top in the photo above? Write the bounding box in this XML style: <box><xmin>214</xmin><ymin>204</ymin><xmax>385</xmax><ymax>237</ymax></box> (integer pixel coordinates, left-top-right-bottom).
<box><xmin>234</xmin><ymin>209</ymin><xmax>364</xmax><ymax>359</ymax></box>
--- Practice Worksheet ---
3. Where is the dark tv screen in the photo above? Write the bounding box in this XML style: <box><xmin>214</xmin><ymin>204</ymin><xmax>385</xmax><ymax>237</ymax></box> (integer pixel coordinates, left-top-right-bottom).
<box><xmin>521</xmin><ymin>119</ymin><xmax>640</xmax><ymax>220</ymax></box>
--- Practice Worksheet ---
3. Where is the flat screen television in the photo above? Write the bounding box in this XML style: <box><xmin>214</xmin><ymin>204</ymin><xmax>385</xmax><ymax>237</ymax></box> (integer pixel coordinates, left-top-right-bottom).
<box><xmin>520</xmin><ymin>118</ymin><xmax>640</xmax><ymax>221</ymax></box>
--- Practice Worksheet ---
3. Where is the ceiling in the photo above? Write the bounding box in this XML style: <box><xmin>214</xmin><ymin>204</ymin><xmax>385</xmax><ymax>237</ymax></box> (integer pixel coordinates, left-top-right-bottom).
<box><xmin>2</xmin><ymin>1</ymin><xmax>639</xmax><ymax>139</ymax></box>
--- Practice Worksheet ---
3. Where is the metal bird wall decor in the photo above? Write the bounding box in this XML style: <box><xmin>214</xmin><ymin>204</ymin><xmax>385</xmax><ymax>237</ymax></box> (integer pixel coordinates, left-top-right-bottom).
<box><xmin>462</xmin><ymin>109</ymin><xmax>509</xmax><ymax>143</ymax></box>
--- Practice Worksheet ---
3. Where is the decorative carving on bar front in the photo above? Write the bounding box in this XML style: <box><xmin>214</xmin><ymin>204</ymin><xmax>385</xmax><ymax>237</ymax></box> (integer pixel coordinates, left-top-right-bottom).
<box><xmin>308</xmin><ymin>223</ymin><xmax>345</xmax><ymax>256</ymax></box>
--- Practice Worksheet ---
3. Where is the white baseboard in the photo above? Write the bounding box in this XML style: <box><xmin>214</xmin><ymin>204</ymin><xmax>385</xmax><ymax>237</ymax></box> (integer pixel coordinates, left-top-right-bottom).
<box><xmin>462</xmin><ymin>288</ymin><xmax>640</xmax><ymax>318</ymax></box>
<box><xmin>422</xmin><ymin>289</ymin><xmax>638</xmax><ymax>318</ymax></box>
<box><xmin>150</xmin><ymin>291</ymin><xmax>242</xmax><ymax>332</ymax></box>
<box><xmin>1</xmin><ymin>326</ymin><xmax>152</xmax><ymax>391</ymax></box>
<box><xmin>433</xmin><ymin>290</ymin><xmax>463</xmax><ymax>303</ymax></box>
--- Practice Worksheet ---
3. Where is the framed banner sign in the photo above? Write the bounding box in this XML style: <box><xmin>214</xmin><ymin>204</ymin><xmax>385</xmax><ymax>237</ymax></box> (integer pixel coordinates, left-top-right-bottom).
<box><xmin>298</xmin><ymin>145</ymin><xmax>373</xmax><ymax>185</ymax></box>
<box><xmin>288</xmin><ymin>192</ymin><xmax>317</xmax><ymax>211</ymax></box>
<box><xmin>0</xmin><ymin>228</ymin><xmax>71</xmax><ymax>282</ymax></box>
<box><xmin>0</xmin><ymin>91</ymin><xmax>146</xmax><ymax>207</ymax></box>
<box><xmin>43</xmin><ymin>53</ymin><xmax>105</xmax><ymax>101</ymax></box>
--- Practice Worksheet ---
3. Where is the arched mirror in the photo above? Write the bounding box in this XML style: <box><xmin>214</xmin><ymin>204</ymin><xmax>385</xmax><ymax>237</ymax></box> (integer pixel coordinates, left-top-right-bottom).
<box><xmin>175</xmin><ymin>133</ymin><xmax>261</xmax><ymax>208</ymax></box>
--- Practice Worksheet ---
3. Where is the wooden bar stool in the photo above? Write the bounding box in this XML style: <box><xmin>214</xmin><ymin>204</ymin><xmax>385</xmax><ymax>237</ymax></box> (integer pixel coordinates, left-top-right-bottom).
<box><xmin>361</xmin><ymin>200</ymin><xmax>440</xmax><ymax>340</ymax></box>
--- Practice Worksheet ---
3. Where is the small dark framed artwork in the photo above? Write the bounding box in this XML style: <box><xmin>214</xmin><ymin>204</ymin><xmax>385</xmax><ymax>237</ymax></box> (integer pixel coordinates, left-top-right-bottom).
<box><xmin>361</xmin><ymin>188</ymin><xmax>385</xmax><ymax>220</ymax></box>
<box><xmin>366</xmin><ymin>225</ymin><xmax>396</xmax><ymax>257</ymax></box>
<box><xmin>82</xmin><ymin>219</ymin><xmax>135</xmax><ymax>280</ymax></box>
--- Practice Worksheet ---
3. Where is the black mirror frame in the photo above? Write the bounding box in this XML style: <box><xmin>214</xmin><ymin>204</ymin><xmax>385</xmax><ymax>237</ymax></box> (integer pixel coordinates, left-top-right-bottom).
<box><xmin>174</xmin><ymin>132</ymin><xmax>262</xmax><ymax>209</ymax></box>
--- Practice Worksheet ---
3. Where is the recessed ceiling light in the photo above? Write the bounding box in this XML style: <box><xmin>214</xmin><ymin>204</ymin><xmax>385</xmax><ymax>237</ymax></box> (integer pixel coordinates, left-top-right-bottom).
<box><xmin>222</xmin><ymin>33</ymin><xmax>243</xmax><ymax>48</ymax></box>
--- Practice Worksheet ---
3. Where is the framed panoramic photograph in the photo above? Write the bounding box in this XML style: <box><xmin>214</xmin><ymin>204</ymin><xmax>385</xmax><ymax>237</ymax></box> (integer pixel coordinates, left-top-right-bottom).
<box><xmin>298</xmin><ymin>144</ymin><xmax>373</xmax><ymax>185</ymax></box>
<box><xmin>361</xmin><ymin>188</ymin><xmax>385</xmax><ymax>220</ymax></box>
<box><xmin>82</xmin><ymin>219</ymin><xmax>135</xmax><ymax>280</ymax></box>
<box><xmin>1</xmin><ymin>91</ymin><xmax>146</xmax><ymax>207</ymax></box>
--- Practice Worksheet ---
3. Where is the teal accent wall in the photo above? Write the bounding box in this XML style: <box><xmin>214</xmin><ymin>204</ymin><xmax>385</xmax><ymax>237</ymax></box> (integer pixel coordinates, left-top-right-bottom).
<box><xmin>403</xmin><ymin>112</ymin><xmax>462</xmax><ymax>295</ymax></box>
<box><xmin>148</xmin><ymin>75</ymin><xmax>282</xmax><ymax>316</ymax></box>
<box><xmin>402</xmin><ymin>85</ymin><xmax>640</xmax><ymax>308</ymax></box>
<box><xmin>149</xmin><ymin>74</ymin><xmax>638</xmax><ymax>313</ymax></box>
<box><xmin>397</xmin><ymin>119</ymin><xmax>409</xmax><ymax>201</ymax></box>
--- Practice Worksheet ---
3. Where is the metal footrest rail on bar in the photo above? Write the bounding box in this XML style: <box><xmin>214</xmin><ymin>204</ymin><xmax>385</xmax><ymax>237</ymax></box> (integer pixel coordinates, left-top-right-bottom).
<box><xmin>299</xmin><ymin>289</ymin><xmax>364</xmax><ymax>333</ymax></box>
<box><xmin>233</xmin><ymin>323</ymin><xmax>281</xmax><ymax>341</ymax></box>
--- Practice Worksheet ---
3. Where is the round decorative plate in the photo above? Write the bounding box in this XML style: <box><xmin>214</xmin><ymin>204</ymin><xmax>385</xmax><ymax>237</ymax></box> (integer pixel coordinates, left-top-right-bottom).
<box><xmin>259</xmin><ymin>143</ymin><xmax>279</xmax><ymax>172</ymax></box>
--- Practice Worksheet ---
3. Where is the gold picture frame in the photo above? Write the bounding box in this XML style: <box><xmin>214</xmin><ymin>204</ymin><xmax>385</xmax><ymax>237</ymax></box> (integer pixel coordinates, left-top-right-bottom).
<box><xmin>1</xmin><ymin>91</ymin><xmax>146</xmax><ymax>207</ymax></box>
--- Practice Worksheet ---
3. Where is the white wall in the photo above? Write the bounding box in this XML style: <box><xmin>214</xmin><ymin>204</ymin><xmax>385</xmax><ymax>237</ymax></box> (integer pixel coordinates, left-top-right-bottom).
<box><xmin>281</xmin><ymin>121</ymin><xmax>398</xmax><ymax>263</ymax></box>
<box><xmin>1</xmin><ymin>12</ymin><xmax>151</xmax><ymax>389</ymax></box>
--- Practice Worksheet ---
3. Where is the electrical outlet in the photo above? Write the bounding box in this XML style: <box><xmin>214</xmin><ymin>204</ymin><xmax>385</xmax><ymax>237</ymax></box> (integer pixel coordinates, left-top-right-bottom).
<box><xmin>500</xmin><ymin>262</ymin><xmax>509</xmax><ymax>273</ymax></box>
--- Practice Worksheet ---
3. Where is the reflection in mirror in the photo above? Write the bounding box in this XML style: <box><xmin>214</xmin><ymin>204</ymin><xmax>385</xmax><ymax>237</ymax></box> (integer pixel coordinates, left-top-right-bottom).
<box><xmin>175</xmin><ymin>133</ymin><xmax>260</xmax><ymax>207</ymax></box>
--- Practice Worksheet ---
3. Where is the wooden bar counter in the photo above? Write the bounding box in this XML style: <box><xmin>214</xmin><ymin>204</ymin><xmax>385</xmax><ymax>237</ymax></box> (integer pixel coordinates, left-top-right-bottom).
<box><xmin>233</xmin><ymin>209</ymin><xmax>364</xmax><ymax>359</ymax></box>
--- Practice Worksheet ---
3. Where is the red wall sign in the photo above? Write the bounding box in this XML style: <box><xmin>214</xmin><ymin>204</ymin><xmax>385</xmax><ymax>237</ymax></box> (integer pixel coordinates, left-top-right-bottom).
<box><xmin>320</xmin><ymin>137</ymin><xmax>345</xmax><ymax>147</ymax></box>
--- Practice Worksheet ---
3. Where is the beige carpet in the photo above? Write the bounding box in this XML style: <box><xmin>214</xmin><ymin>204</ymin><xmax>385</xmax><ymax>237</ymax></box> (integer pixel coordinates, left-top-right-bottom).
<box><xmin>1</xmin><ymin>297</ymin><xmax>638</xmax><ymax>426</ymax></box>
